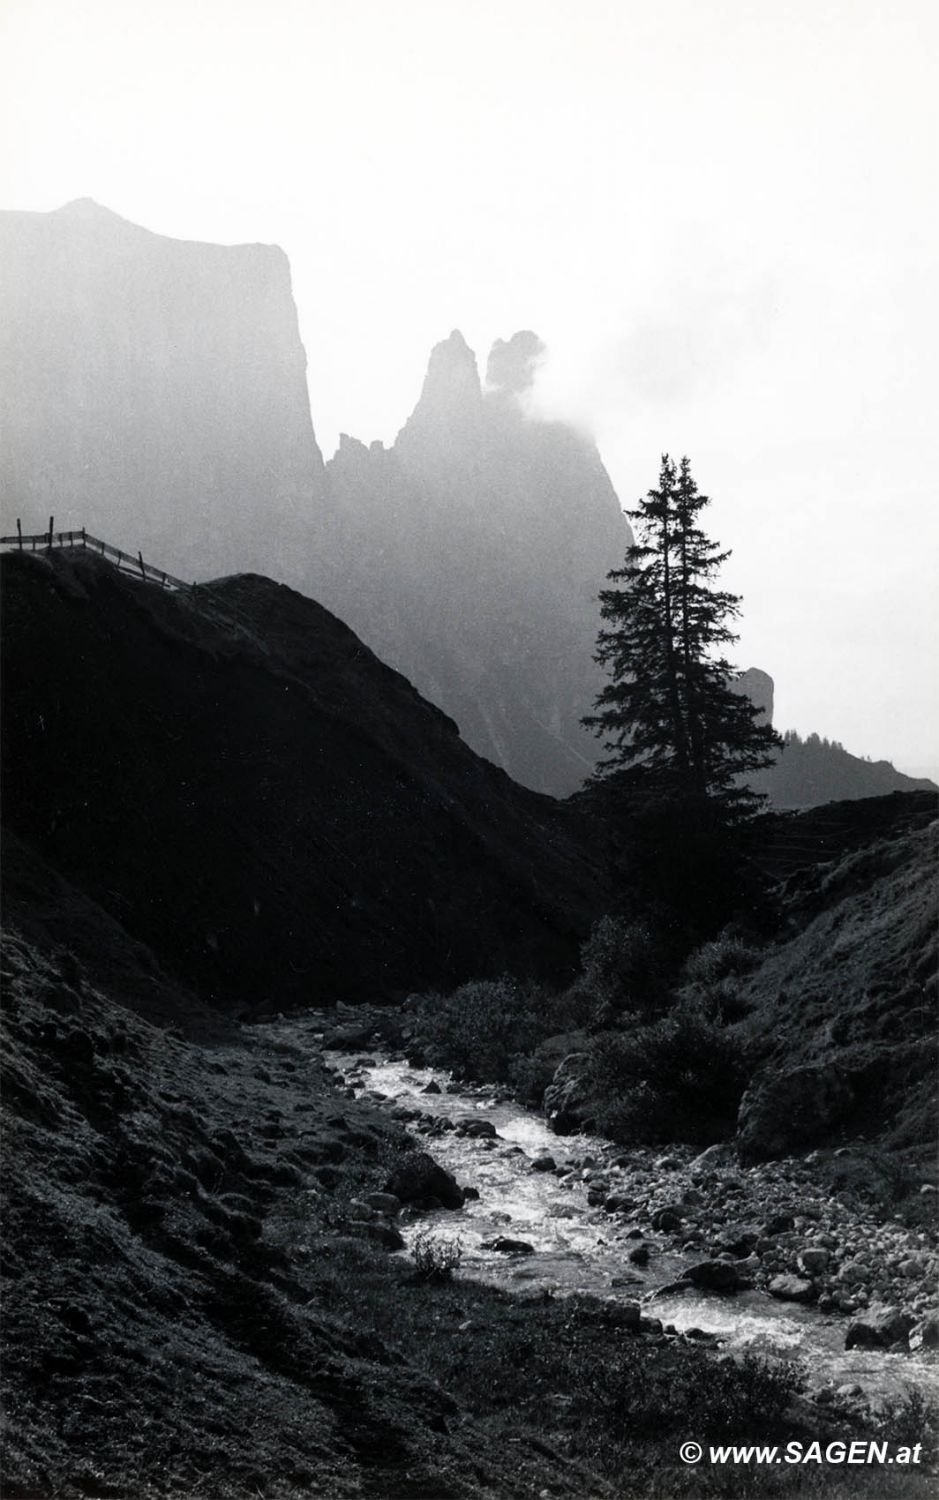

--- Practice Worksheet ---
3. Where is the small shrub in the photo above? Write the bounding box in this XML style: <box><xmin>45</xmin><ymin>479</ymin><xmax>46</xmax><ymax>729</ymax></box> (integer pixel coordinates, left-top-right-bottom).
<box><xmin>586</xmin><ymin>1002</ymin><xmax>751</xmax><ymax>1145</ymax></box>
<box><xmin>411</xmin><ymin>1229</ymin><xmax>463</xmax><ymax>1283</ymax></box>
<box><xmin>580</xmin><ymin>916</ymin><xmax>666</xmax><ymax>1015</ymax></box>
<box><xmin>682</xmin><ymin>931</ymin><xmax>759</xmax><ymax>987</ymax></box>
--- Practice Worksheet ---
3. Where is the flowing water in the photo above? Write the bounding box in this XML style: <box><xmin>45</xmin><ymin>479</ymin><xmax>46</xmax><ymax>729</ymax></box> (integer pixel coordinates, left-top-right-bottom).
<box><xmin>332</xmin><ymin>1051</ymin><xmax>938</xmax><ymax>1407</ymax></box>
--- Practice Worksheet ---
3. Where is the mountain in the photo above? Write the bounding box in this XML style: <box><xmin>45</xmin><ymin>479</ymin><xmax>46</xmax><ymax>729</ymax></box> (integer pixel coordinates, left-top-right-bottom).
<box><xmin>0</xmin><ymin>548</ymin><xmax>606</xmax><ymax>1017</ymax></box>
<box><xmin>311</xmin><ymin>330</ymin><xmax>632</xmax><ymax>794</ymax></box>
<box><xmin>1</xmin><ymin>203</ymin><xmax>631</xmax><ymax>795</ymax></box>
<box><xmin>0</xmin><ymin>199</ymin><xmax>323</xmax><ymax>584</ymax></box>
<box><xmin>753</xmin><ymin>730</ymin><xmax>938</xmax><ymax>809</ymax></box>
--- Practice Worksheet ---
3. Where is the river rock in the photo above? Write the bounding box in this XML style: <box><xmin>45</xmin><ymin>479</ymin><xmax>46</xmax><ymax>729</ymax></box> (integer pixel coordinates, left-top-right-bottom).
<box><xmin>844</xmin><ymin>1305</ymin><xmax>915</xmax><ymax>1350</ymax></box>
<box><xmin>909</xmin><ymin>1314</ymin><xmax>939</xmax><ymax>1351</ymax></box>
<box><xmin>530</xmin><ymin>1154</ymin><xmax>556</xmax><ymax>1172</ymax></box>
<box><xmin>689</xmin><ymin>1143</ymin><xmax>737</xmax><ymax>1175</ymax></box>
<box><xmin>421</xmin><ymin>1080</ymin><xmax>441</xmax><ymax>1094</ymax></box>
<box><xmin>481</xmin><ymin>1236</ymin><xmax>535</xmax><ymax>1255</ymax></box>
<box><xmin>797</xmin><ymin>1247</ymin><xmax>830</xmax><ymax>1276</ymax></box>
<box><xmin>628</xmin><ymin>1245</ymin><xmax>649</xmax><ymax>1265</ymax></box>
<box><xmin>713</xmin><ymin>1224</ymin><xmax>759</xmax><ymax>1257</ymax></box>
<box><xmin>543</xmin><ymin>1052</ymin><xmax>597</xmax><ymax>1135</ymax></box>
<box><xmin>456</xmin><ymin>1116</ymin><xmax>498</xmax><ymax>1138</ymax></box>
<box><xmin>651</xmin><ymin>1206</ymin><xmax>684</xmax><ymax>1232</ymax></box>
<box><xmin>604</xmin><ymin>1193</ymin><xmax>636</xmax><ymax>1213</ymax></box>
<box><xmin>683</xmin><ymin>1260</ymin><xmax>743</xmax><ymax>1294</ymax></box>
<box><xmin>768</xmin><ymin>1275</ymin><xmax>817</xmax><ymax>1303</ymax></box>
<box><xmin>385</xmin><ymin>1149</ymin><xmax>465</xmax><ymax>1209</ymax></box>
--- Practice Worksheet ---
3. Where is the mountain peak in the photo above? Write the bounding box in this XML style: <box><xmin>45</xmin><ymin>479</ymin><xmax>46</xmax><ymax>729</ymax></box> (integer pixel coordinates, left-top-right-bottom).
<box><xmin>398</xmin><ymin>330</ymin><xmax>482</xmax><ymax>440</ymax></box>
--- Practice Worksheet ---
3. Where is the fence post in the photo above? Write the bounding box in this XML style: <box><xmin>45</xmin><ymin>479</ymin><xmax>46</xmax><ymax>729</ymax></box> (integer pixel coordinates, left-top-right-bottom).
<box><xmin>82</xmin><ymin>527</ymin><xmax>87</xmax><ymax>548</ymax></box>
<box><xmin>16</xmin><ymin>519</ymin><xmax>22</xmax><ymax>550</ymax></box>
<box><xmin>138</xmin><ymin>550</ymin><xmax>147</xmax><ymax>581</ymax></box>
<box><xmin>47</xmin><ymin>516</ymin><xmax>54</xmax><ymax>550</ymax></box>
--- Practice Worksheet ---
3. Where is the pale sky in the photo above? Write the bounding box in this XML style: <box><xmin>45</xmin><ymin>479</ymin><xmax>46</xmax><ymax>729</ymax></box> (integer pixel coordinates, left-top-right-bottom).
<box><xmin>2</xmin><ymin>0</ymin><xmax>937</xmax><ymax>778</ymax></box>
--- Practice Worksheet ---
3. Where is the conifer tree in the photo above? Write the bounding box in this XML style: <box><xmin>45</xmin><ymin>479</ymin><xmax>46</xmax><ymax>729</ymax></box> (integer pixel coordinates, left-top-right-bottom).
<box><xmin>584</xmin><ymin>454</ymin><xmax>781</xmax><ymax>815</ymax></box>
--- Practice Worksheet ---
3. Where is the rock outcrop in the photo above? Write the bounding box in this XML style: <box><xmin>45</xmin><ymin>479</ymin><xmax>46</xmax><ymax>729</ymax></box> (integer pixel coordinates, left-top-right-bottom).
<box><xmin>312</xmin><ymin>329</ymin><xmax>632</xmax><ymax>794</ymax></box>
<box><xmin>0</xmin><ymin>200</ymin><xmax>324</xmax><ymax>585</ymax></box>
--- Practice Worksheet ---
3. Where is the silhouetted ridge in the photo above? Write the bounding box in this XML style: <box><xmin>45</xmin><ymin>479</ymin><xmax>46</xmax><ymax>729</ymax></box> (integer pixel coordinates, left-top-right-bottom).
<box><xmin>0</xmin><ymin>548</ymin><xmax>606</xmax><ymax>1017</ymax></box>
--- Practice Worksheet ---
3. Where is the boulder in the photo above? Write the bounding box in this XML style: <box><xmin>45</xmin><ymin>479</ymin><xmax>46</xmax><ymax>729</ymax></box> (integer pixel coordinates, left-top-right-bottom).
<box><xmin>769</xmin><ymin>1275</ymin><xmax>817</xmax><ymax>1303</ymax></box>
<box><xmin>322</xmin><ymin>1023</ymin><xmax>376</xmax><ymax>1051</ymax></box>
<box><xmin>909</xmin><ymin>1314</ymin><xmax>939</xmax><ymax>1351</ymax></box>
<box><xmin>421</xmin><ymin>1080</ymin><xmax>442</xmax><ymax>1094</ymax></box>
<box><xmin>543</xmin><ymin>1052</ymin><xmax>596</xmax><ymax>1135</ymax></box>
<box><xmin>683</xmin><ymin>1260</ymin><xmax>743</xmax><ymax>1294</ymax></box>
<box><xmin>456</xmin><ymin>1116</ymin><xmax>498</xmax><ymax>1138</ymax></box>
<box><xmin>651</xmin><ymin>1207</ymin><xmax>684</xmax><ymax>1232</ymax></box>
<box><xmin>845</xmin><ymin>1305</ymin><xmax>916</xmax><ymax>1350</ymax></box>
<box><xmin>797</xmin><ymin>1247</ymin><xmax>830</xmax><ymax>1277</ymax></box>
<box><xmin>480</xmin><ymin>1236</ymin><xmax>535</xmax><ymax>1255</ymax></box>
<box><xmin>736</xmin><ymin>1065</ymin><xmax>855</xmax><ymax>1161</ymax></box>
<box><xmin>385</xmin><ymin>1150</ymin><xmax>465</xmax><ymax>1210</ymax></box>
<box><xmin>628</xmin><ymin>1245</ymin><xmax>650</xmax><ymax>1265</ymax></box>
<box><xmin>690</xmin><ymin>1143</ymin><xmax>736</xmax><ymax>1175</ymax></box>
<box><xmin>530</xmin><ymin>1154</ymin><xmax>556</xmax><ymax>1173</ymax></box>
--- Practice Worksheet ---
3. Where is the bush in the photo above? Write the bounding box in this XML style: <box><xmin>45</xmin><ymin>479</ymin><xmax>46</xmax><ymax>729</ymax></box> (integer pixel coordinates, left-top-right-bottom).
<box><xmin>682</xmin><ymin>931</ymin><xmax>759</xmax><ymax>988</ymax></box>
<box><xmin>411</xmin><ymin>1229</ymin><xmax>463</xmax><ymax>1283</ymax></box>
<box><xmin>405</xmin><ymin>976</ymin><xmax>547</xmax><ymax>1083</ymax></box>
<box><xmin>585</xmin><ymin>1002</ymin><xmax>751</xmax><ymax>1145</ymax></box>
<box><xmin>579</xmin><ymin>915</ymin><xmax>666</xmax><ymax>1016</ymax></box>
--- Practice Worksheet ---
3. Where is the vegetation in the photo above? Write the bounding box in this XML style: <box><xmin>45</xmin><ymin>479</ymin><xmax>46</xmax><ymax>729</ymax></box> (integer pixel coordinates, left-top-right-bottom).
<box><xmin>584</xmin><ymin>1001</ymin><xmax>751</xmax><ymax>1145</ymax></box>
<box><xmin>584</xmin><ymin>454</ymin><xmax>782</xmax><ymax>812</ymax></box>
<box><xmin>410</xmin><ymin>1228</ymin><xmax>463</xmax><ymax>1282</ymax></box>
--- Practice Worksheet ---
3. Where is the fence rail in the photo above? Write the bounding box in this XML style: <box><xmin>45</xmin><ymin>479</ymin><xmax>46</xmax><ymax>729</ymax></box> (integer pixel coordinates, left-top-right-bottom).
<box><xmin>0</xmin><ymin>519</ymin><xmax>191</xmax><ymax>592</ymax></box>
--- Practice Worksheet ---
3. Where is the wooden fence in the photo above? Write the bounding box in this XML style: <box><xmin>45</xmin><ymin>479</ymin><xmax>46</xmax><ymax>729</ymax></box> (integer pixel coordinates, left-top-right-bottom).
<box><xmin>0</xmin><ymin>518</ymin><xmax>191</xmax><ymax>592</ymax></box>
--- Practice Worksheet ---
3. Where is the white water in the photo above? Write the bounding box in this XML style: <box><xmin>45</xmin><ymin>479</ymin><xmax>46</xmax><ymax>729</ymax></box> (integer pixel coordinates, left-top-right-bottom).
<box><xmin>334</xmin><ymin>1051</ymin><xmax>938</xmax><ymax>1407</ymax></box>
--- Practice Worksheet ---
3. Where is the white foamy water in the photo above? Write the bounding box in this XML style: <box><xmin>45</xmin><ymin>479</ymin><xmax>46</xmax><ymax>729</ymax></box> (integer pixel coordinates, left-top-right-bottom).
<box><xmin>332</xmin><ymin>1051</ymin><xmax>938</xmax><ymax>1406</ymax></box>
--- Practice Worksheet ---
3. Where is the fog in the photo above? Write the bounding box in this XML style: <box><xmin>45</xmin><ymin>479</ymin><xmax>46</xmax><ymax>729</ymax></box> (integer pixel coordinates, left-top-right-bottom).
<box><xmin>2</xmin><ymin>0</ymin><xmax>936</xmax><ymax>776</ymax></box>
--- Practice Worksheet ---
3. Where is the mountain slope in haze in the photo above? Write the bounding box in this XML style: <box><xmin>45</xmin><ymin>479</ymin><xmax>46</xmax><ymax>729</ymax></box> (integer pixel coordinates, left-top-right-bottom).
<box><xmin>0</xmin><ymin>199</ymin><xmax>323</xmax><ymax>584</ymax></box>
<box><xmin>752</xmin><ymin>730</ymin><xmax>938</xmax><ymax>809</ymax></box>
<box><xmin>313</xmin><ymin>330</ymin><xmax>633</xmax><ymax>794</ymax></box>
<box><xmin>0</xmin><ymin>549</ymin><xmax>606</xmax><ymax>1017</ymax></box>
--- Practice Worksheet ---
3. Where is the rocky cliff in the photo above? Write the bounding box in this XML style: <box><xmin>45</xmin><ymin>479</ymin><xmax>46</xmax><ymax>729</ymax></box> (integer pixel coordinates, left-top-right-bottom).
<box><xmin>0</xmin><ymin>200</ymin><xmax>323</xmax><ymax>585</ymax></box>
<box><xmin>311</xmin><ymin>330</ymin><xmax>632</xmax><ymax>794</ymax></box>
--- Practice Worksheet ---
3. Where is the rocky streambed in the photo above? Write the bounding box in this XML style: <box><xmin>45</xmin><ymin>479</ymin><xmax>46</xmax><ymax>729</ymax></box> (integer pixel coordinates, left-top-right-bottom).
<box><xmin>311</xmin><ymin>1040</ymin><xmax>938</xmax><ymax>1409</ymax></box>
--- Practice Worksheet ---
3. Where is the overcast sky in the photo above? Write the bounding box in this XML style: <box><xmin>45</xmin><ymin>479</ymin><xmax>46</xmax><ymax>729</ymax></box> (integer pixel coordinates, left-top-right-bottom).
<box><xmin>2</xmin><ymin>0</ymin><xmax>937</xmax><ymax>778</ymax></box>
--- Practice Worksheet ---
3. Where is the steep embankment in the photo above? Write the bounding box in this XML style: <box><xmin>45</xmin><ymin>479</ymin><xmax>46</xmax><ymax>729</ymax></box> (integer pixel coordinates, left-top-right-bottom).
<box><xmin>735</xmin><ymin>800</ymin><xmax>938</xmax><ymax>1161</ymax></box>
<box><xmin>0</xmin><ymin>549</ymin><xmax>605</xmax><ymax>1018</ymax></box>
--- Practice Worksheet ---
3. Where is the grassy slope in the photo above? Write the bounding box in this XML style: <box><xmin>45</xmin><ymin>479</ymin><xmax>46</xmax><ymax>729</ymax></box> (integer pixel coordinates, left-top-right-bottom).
<box><xmin>735</xmin><ymin>818</ymin><xmax>938</xmax><ymax>1157</ymax></box>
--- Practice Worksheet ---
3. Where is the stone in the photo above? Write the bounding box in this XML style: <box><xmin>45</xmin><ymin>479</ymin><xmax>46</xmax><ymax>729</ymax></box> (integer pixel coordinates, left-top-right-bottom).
<box><xmin>628</xmin><ymin>1245</ymin><xmax>650</xmax><ymax>1265</ymax></box>
<box><xmin>604</xmin><ymin>1193</ymin><xmax>636</xmax><ymax>1213</ymax></box>
<box><xmin>530</xmin><ymin>1155</ymin><xmax>556</xmax><ymax>1172</ymax></box>
<box><xmin>480</xmin><ymin>1236</ymin><xmax>535</xmax><ymax>1255</ymax></box>
<box><xmin>845</xmin><ymin>1305</ymin><xmax>915</xmax><ymax>1350</ymax></box>
<box><xmin>768</xmin><ymin>1276</ymin><xmax>817</xmax><ymax>1303</ymax></box>
<box><xmin>909</xmin><ymin>1314</ymin><xmax>939</xmax><ymax>1351</ymax></box>
<box><xmin>385</xmin><ymin>1150</ymin><xmax>465</xmax><ymax>1210</ymax></box>
<box><xmin>456</xmin><ymin>1116</ymin><xmax>498</xmax><ymax>1138</ymax></box>
<box><xmin>683</xmin><ymin>1260</ymin><xmax>743</xmax><ymax>1294</ymax></box>
<box><xmin>651</xmin><ymin>1207</ymin><xmax>683</xmax><ymax>1232</ymax></box>
<box><xmin>421</xmin><ymin>1080</ymin><xmax>442</xmax><ymax>1094</ymax></box>
<box><xmin>797</xmin><ymin>1247</ymin><xmax>830</xmax><ymax>1276</ymax></box>
<box><xmin>462</xmin><ymin>1186</ymin><xmax>480</xmax><ymax>1201</ymax></box>
<box><xmin>689</xmin><ymin>1143</ymin><xmax>736</xmax><ymax>1175</ymax></box>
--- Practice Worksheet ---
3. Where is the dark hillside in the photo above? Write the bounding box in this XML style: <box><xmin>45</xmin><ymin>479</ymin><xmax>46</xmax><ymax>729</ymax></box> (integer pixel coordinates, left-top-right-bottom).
<box><xmin>0</xmin><ymin>550</ymin><xmax>606</xmax><ymax>1017</ymax></box>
